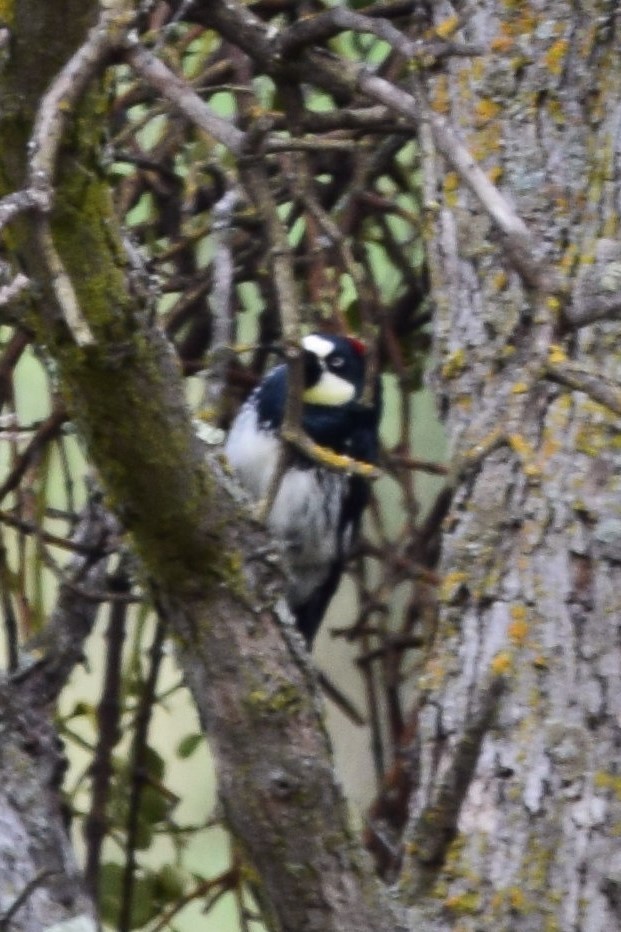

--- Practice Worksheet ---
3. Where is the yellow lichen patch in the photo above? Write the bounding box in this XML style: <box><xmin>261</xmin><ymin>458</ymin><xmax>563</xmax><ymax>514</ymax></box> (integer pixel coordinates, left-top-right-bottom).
<box><xmin>508</xmin><ymin>433</ymin><xmax>535</xmax><ymax>460</ymax></box>
<box><xmin>487</xmin><ymin>165</ymin><xmax>504</xmax><ymax>184</ymax></box>
<box><xmin>439</xmin><ymin>571</ymin><xmax>469</xmax><ymax>603</ymax></box>
<box><xmin>541</xmin><ymin>435</ymin><xmax>561</xmax><ymax>459</ymax></box>
<box><xmin>547</xmin><ymin>343</ymin><xmax>567</xmax><ymax>364</ymax></box>
<box><xmin>560</xmin><ymin>245</ymin><xmax>577</xmax><ymax>273</ymax></box>
<box><xmin>508</xmin><ymin>886</ymin><xmax>528</xmax><ymax>912</ymax></box>
<box><xmin>501</xmin><ymin>5</ymin><xmax>539</xmax><ymax>38</ymax></box>
<box><xmin>523</xmin><ymin>463</ymin><xmax>542</xmax><ymax>482</ymax></box>
<box><xmin>443</xmin><ymin>171</ymin><xmax>460</xmax><ymax>206</ymax></box>
<box><xmin>546</xmin><ymin>296</ymin><xmax>562</xmax><ymax>316</ymax></box>
<box><xmin>545</xmin><ymin>38</ymin><xmax>569</xmax><ymax>76</ymax></box>
<box><xmin>443</xmin><ymin>891</ymin><xmax>481</xmax><ymax>915</ymax></box>
<box><xmin>491</xmin><ymin>35</ymin><xmax>514</xmax><ymax>54</ymax></box>
<box><xmin>493</xmin><ymin>270</ymin><xmax>508</xmax><ymax>291</ymax></box>
<box><xmin>594</xmin><ymin>771</ymin><xmax>621</xmax><ymax>800</ymax></box>
<box><xmin>422</xmin><ymin>657</ymin><xmax>448</xmax><ymax>691</ymax></box>
<box><xmin>470</xmin><ymin>57</ymin><xmax>486</xmax><ymax>83</ymax></box>
<box><xmin>511</xmin><ymin>382</ymin><xmax>529</xmax><ymax>395</ymax></box>
<box><xmin>0</xmin><ymin>0</ymin><xmax>14</xmax><ymax>23</ymax></box>
<box><xmin>469</xmin><ymin>122</ymin><xmax>504</xmax><ymax>161</ymax></box>
<box><xmin>491</xmin><ymin>651</ymin><xmax>512</xmax><ymax>675</ymax></box>
<box><xmin>532</xmin><ymin>654</ymin><xmax>549</xmax><ymax>670</ymax></box>
<box><xmin>441</xmin><ymin>348</ymin><xmax>467</xmax><ymax>379</ymax></box>
<box><xmin>434</xmin><ymin>14</ymin><xmax>460</xmax><ymax>39</ymax></box>
<box><xmin>475</xmin><ymin>98</ymin><xmax>502</xmax><ymax>124</ymax></box>
<box><xmin>431</xmin><ymin>75</ymin><xmax>451</xmax><ymax>115</ymax></box>
<box><xmin>547</xmin><ymin>96</ymin><xmax>565</xmax><ymax>125</ymax></box>
<box><xmin>509</xmin><ymin>605</ymin><xmax>529</xmax><ymax>645</ymax></box>
<box><xmin>575</xmin><ymin>424</ymin><xmax>606</xmax><ymax>458</ymax></box>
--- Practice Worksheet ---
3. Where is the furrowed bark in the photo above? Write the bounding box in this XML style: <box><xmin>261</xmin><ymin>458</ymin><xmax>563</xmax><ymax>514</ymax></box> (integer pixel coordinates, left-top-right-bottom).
<box><xmin>400</xmin><ymin>4</ymin><xmax>621</xmax><ymax>930</ymax></box>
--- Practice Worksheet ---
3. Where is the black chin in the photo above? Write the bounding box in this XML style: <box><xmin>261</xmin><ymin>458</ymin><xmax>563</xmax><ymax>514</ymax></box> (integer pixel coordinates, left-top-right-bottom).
<box><xmin>303</xmin><ymin>349</ymin><xmax>322</xmax><ymax>389</ymax></box>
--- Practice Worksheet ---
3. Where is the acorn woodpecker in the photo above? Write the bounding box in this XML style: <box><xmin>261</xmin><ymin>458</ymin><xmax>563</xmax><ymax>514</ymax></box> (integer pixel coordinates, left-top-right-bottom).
<box><xmin>226</xmin><ymin>333</ymin><xmax>381</xmax><ymax>646</ymax></box>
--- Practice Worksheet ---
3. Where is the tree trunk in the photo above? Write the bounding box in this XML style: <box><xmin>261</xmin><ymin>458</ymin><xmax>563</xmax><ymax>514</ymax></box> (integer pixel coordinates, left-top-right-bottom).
<box><xmin>401</xmin><ymin>3</ymin><xmax>621</xmax><ymax>930</ymax></box>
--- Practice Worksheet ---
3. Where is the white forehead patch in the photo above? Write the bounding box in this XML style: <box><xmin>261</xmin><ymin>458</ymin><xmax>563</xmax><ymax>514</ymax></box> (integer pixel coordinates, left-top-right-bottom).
<box><xmin>302</xmin><ymin>333</ymin><xmax>334</xmax><ymax>359</ymax></box>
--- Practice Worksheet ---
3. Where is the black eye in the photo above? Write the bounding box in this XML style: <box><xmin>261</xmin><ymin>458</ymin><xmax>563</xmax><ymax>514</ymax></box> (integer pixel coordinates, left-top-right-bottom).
<box><xmin>329</xmin><ymin>354</ymin><xmax>346</xmax><ymax>369</ymax></box>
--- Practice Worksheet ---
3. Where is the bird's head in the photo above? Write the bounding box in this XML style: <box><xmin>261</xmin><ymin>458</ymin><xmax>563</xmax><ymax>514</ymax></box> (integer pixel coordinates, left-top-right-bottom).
<box><xmin>301</xmin><ymin>333</ymin><xmax>366</xmax><ymax>407</ymax></box>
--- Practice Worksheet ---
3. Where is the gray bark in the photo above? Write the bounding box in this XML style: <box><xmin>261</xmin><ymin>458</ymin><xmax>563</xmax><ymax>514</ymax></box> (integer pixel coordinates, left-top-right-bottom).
<box><xmin>401</xmin><ymin>3</ymin><xmax>621</xmax><ymax>930</ymax></box>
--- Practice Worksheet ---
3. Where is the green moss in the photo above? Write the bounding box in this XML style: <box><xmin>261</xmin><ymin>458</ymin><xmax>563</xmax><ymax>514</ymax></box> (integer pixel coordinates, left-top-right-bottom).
<box><xmin>443</xmin><ymin>889</ymin><xmax>481</xmax><ymax>915</ymax></box>
<box><xmin>0</xmin><ymin>0</ymin><xmax>14</xmax><ymax>25</ymax></box>
<box><xmin>594</xmin><ymin>770</ymin><xmax>621</xmax><ymax>800</ymax></box>
<box><xmin>575</xmin><ymin>423</ymin><xmax>607</xmax><ymax>457</ymax></box>
<box><xmin>246</xmin><ymin>682</ymin><xmax>303</xmax><ymax>717</ymax></box>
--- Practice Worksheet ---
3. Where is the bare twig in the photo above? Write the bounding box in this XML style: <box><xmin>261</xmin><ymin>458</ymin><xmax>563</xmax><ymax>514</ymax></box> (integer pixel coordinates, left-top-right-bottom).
<box><xmin>409</xmin><ymin>674</ymin><xmax>505</xmax><ymax>886</ymax></box>
<box><xmin>84</xmin><ymin>565</ymin><xmax>130</xmax><ymax>900</ymax></box>
<box><xmin>125</xmin><ymin>42</ymin><xmax>246</xmax><ymax>154</ymax></box>
<box><xmin>0</xmin><ymin>273</ymin><xmax>31</xmax><ymax>308</ymax></box>
<box><xmin>119</xmin><ymin>616</ymin><xmax>167</xmax><ymax>932</ymax></box>
<box><xmin>20</xmin><ymin>496</ymin><xmax>118</xmax><ymax>704</ymax></box>
<box><xmin>0</xmin><ymin>406</ymin><xmax>67</xmax><ymax>504</ymax></box>
<box><xmin>0</xmin><ymin>508</ymin><xmax>111</xmax><ymax>556</ymax></box>
<box><xmin>546</xmin><ymin>358</ymin><xmax>621</xmax><ymax>418</ymax></box>
<box><xmin>146</xmin><ymin>869</ymin><xmax>238</xmax><ymax>932</ymax></box>
<box><xmin>203</xmin><ymin>186</ymin><xmax>239</xmax><ymax>411</ymax></box>
<box><xmin>0</xmin><ymin>870</ymin><xmax>58</xmax><ymax>931</ymax></box>
<box><xmin>357</xmin><ymin>69</ymin><xmax>562</xmax><ymax>293</ymax></box>
<box><xmin>276</xmin><ymin>7</ymin><xmax>481</xmax><ymax>61</ymax></box>
<box><xmin>563</xmin><ymin>293</ymin><xmax>621</xmax><ymax>328</ymax></box>
<box><xmin>0</xmin><ymin>189</ymin><xmax>49</xmax><ymax>233</ymax></box>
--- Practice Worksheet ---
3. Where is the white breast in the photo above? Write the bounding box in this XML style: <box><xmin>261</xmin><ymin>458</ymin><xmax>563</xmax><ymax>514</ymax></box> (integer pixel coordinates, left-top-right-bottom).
<box><xmin>225</xmin><ymin>402</ymin><xmax>349</xmax><ymax>605</ymax></box>
<box><xmin>224</xmin><ymin>401</ymin><xmax>280</xmax><ymax>500</ymax></box>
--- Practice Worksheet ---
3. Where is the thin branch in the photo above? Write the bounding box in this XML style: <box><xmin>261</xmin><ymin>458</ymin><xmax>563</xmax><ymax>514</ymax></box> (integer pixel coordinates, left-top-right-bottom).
<box><xmin>205</xmin><ymin>0</ymin><xmax>560</xmax><ymax>294</ymax></box>
<box><xmin>84</xmin><ymin>565</ymin><xmax>130</xmax><ymax>900</ymax></box>
<box><xmin>0</xmin><ymin>507</ymin><xmax>111</xmax><ymax>556</ymax></box>
<box><xmin>125</xmin><ymin>41</ymin><xmax>246</xmax><ymax>155</ymax></box>
<box><xmin>276</xmin><ymin>8</ymin><xmax>482</xmax><ymax>61</ymax></box>
<box><xmin>20</xmin><ymin>496</ymin><xmax>118</xmax><ymax>705</ymax></box>
<box><xmin>35</xmin><ymin>224</ymin><xmax>96</xmax><ymax>346</ymax></box>
<box><xmin>0</xmin><ymin>189</ymin><xmax>49</xmax><ymax>233</ymax></box>
<box><xmin>0</xmin><ymin>539</ymin><xmax>19</xmax><ymax>672</ymax></box>
<box><xmin>0</xmin><ymin>870</ymin><xmax>58</xmax><ymax>931</ymax></box>
<box><xmin>146</xmin><ymin>869</ymin><xmax>238</xmax><ymax>932</ymax></box>
<box><xmin>203</xmin><ymin>186</ymin><xmax>239</xmax><ymax>412</ymax></box>
<box><xmin>386</xmin><ymin>452</ymin><xmax>449</xmax><ymax>476</ymax></box>
<box><xmin>0</xmin><ymin>273</ymin><xmax>30</xmax><ymax>308</ymax></box>
<box><xmin>0</xmin><ymin>406</ymin><xmax>67</xmax><ymax>504</ymax></box>
<box><xmin>356</xmin><ymin>68</ymin><xmax>562</xmax><ymax>293</ymax></box>
<box><xmin>237</xmin><ymin>121</ymin><xmax>306</xmax><ymax>519</ymax></box>
<box><xmin>119</xmin><ymin>616</ymin><xmax>167</xmax><ymax>932</ymax></box>
<box><xmin>546</xmin><ymin>358</ymin><xmax>621</xmax><ymax>418</ymax></box>
<box><xmin>563</xmin><ymin>293</ymin><xmax>621</xmax><ymax>329</ymax></box>
<box><xmin>409</xmin><ymin>674</ymin><xmax>505</xmax><ymax>887</ymax></box>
